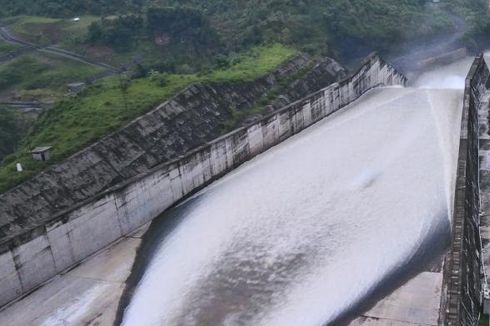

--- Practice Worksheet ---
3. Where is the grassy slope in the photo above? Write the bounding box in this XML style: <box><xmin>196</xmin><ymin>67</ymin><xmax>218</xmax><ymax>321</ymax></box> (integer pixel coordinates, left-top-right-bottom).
<box><xmin>0</xmin><ymin>51</ymin><xmax>104</xmax><ymax>101</ymax></box>
<box><xmin>0</xmin><ymin>44</ymin><xmax>297</xmax><ymax>192</ymax></box>
<box><xmin>0</xmin><ymin>39</ymin><xmax>16</xmax><ymax>55</ymax></box>
<box><xmin>3</xmin><ymin>15</ymin><xmax>167</xmax><ymax>67</ymax></box>
<box><xmin>4</xmin><ymin>15</ymin><xmax>99</xmax><ymax>46</ymax></box>
<box><xmin>479</xmin><ymin>313</ymin><xmax>489</xmax><ymax>326</ymax></box>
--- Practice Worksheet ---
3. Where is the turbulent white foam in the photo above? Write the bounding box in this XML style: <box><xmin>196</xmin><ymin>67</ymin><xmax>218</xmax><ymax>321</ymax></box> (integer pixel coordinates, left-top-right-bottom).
<box><xmin>413</xmin><ymin>57</ymin><xmax>474</xmax><ymax>89</ymax></box>
<box><xmin>122</xmin><ymin>83</ymin><xmax>463</xmax><ymax>325</ymax></box>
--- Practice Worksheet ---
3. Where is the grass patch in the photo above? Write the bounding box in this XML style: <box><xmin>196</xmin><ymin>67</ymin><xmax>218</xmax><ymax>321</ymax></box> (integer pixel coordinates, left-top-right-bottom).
<box><xmin>3</xmin><ymin>15</ymin><xmax>164</xmax><ymax>67</ymax></box>
<box><xmin>5</xmin><ymin>15</ymin><xmax>99</xmax><ymax>46</ymax></box>
<box><xmin>480</xmin><ymin>313</ymin><xmax>489</xmax><ymax>326</ymax></box>
<box><xmin>0</xmin><ymin>44</ymin><xmax>298</xmax><ymax>192</ymax></box>
<box><xmin>205</xmin><ymin>44</ymin><xmax>298</xmax><ymax>82</ymax></box>
<box><xmin>0</xmin><ymin>40</ymin><xmax>17</xmax><ymax>56</ymax></box>
<box><xmin>0</xmin><ymin>52</ymin><xmax>104</xmax><ymax>101</ymax></box>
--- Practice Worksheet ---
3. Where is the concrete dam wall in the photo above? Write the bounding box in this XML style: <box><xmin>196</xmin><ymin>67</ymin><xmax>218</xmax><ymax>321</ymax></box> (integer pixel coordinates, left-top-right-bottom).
<box><xmin>0</xmin><ymin>54</ymin><xmax>344</xmax><ymax>241</ymax></box>
<box><xmin>0</xmin><ymin>54</ymin><xmax>406</xmax><ymax>308</ymax></box>
<box><xmin>440</xmin><ymin>54</ymin><xmax>490</xmax><ymax>325</ymax></box>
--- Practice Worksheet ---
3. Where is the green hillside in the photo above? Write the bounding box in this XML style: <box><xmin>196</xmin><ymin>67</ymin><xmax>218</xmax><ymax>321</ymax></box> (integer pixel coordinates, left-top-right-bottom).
<box><xmin>1</xmin><ymin>0</ymin><xmax>489</xmax><ymax>65</ymax></box>
<box><xmin>0</xmin><ymin>44</ymin><xmax>297</xmax><ymax>192</ymax></box>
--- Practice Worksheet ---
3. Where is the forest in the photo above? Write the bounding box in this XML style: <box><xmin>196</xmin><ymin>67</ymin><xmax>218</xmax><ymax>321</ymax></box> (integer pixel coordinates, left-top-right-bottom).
<box><xmin>1</xmin><ymin>0</ymin><xmax>489</xmax><ymax>62</ymax></box>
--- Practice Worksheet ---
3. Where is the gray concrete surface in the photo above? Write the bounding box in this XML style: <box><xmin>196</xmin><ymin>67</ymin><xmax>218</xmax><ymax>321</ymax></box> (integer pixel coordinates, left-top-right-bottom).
<box><xmin>0</xmin><ymin>224</ymin><xmax>148</xmax><ymax>326</ymax></box>
<box><xmin>351</xmin><ymin>266</ymin><xmax>444</xmax><ymax>325</ymax></box>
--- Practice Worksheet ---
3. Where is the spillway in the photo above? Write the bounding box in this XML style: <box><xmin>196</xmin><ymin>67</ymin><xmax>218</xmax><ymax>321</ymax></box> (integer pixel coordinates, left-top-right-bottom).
<box><xmin>120</xmin><ymin>62</ymin><xmax>469</xmax><ymax>325</ymax></box>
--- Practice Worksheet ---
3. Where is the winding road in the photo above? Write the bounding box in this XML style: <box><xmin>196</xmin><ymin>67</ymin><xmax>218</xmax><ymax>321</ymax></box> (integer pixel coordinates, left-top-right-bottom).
<box><xmin>0</xmin><ymin>25</ymin><xmax>121</xmax><ymax>75</ymax></box>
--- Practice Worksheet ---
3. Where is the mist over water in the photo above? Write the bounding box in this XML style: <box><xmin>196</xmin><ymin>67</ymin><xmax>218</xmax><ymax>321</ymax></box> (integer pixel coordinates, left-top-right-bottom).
<box><xmin>413</xmin><ymin>56</ymin><xmax>474</xmax><ymax>89</ymax></box>
<box><xmin>121</xmin><ymin>61</ymin><xmax>469</xmax><ymax>325</ymax></box>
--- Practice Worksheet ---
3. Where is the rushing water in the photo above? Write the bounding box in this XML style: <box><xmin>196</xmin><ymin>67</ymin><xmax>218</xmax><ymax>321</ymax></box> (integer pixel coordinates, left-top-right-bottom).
<box><xmin>121</xmin><ymin>61</ymin><xmax>470</xmax><ymax>326</ymax></box>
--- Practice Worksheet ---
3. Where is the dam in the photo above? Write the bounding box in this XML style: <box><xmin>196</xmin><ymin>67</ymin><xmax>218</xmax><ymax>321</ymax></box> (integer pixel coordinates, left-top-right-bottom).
<box><xmin>0</xmin><ymin>53</ymin><xmax>488</xmax><ymax>325</ymax></box>
<box><xmin>120</xmin><ymin>70</ymin><xmax>465</xmax><ymax>325</ymax></box>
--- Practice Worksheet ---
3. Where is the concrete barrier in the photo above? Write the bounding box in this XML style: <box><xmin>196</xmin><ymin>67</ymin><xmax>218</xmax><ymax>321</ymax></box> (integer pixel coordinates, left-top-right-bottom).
<box><xmin>0</xmin><ymin>53</ymin><xmax>407</xmax><ymax>308</ymax></box>
<box><xmin>439</xmin><ymin>54</ymin><xmax>490</xmax><ymax>325</ymax></box>
<box><xmin>417</xmin><ymin>48</ymin><xmax>468</xmax><ymax>70</ymax></box>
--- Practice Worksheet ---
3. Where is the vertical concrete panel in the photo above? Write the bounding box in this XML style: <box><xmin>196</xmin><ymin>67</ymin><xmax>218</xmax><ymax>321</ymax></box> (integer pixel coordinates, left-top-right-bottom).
<box><xmin>210</xmin><ymin>140</ymin><xmax>229</xmax><ymax>177</ymax></box>
<box><xmin>291</xmin><ymin>107</ymin><xmax>304</xmax><ymax>135</ymax></box>
<box><xmin>0</xmin><ymin>251</ymin><xmax>22</xmax><ymax>307</ymax></box>
<box><xmin>68</xmin><ymin>196</ymin><xmax>122</xmax><ymax>262</ymax></box>
<box><xmin>323</xmin><ymin>88</ymin><xmax>333</xmax><ymax>117</ymax></box>
<box><xmin>178</xmin><ymin>161</ymin><xmax>191</xmax><ymax>196</ymax></box>
<box><xmin>332</xmin><ymin>85</ymin><xmax>341</xmax><ymax>113</ymax></box>
<box><xmin>11</xmin><ymin>235</ymin><xmax>56</xmax><ymax>292</ymax></box>
<box><xmin>224</xmin><ymin>137</ymin><xmax>235</xmax><ymax>170</ymax></box>
<box><xmin>278</xmin><ymin>111</ymin><xmax>292</xmax><ymax>140</ymax></box>
<box><xmin>115</xmin><ymin>183</ymin><xmax>149</xmax><ymax>235</ymax></box>
<box><xmin>180</xmin><ymin>154</ymin><xmax>206</xmax><ymax>195</ymax></box>
<box><xmin>302</xmin><ymin>101</ymin><xmax>313</xmax><ymax>127</ymax></box>
<box><xmin>231</xmin><ymin>130</ymin><xmax>251</xmax><ymax>166</ymax></box>
<box><xmin>310</xmin><ymin>96</ymin><xmax>325</xmax><ymax>120</ymax></box>
<box><xmin>262</xmin><ymin>116</ymin><xmax>280</xmax><ymax>149</ymax></box>
<box><xmin>168</xmin><ymin>166</ymin><xmax>184</xmax><ymax>202</ymax></box>
<box><xmin>198</xmin><ymin>149</ymin><xmax>213</xmax><ymax>184</ymax></box>
<box><xmin>46</xmin><ymin>221</ymin><xmax>76</xmax><ymax>272</ymax></box>
<box><xmin>153</xmin><ymin>171</ymin><xmax>178</xmax><ymax>209</ymax></box>
<box><xmin>189</xmin><ymin>155</ymin><xmax>204</xmax><ymax>190</ymax></box>
<box><xmin>116</xmin><ymin>172</ymin><xmax>175</xmax><ymax>235</ymax></box>
<box><xmin>247</xmin><ymin>124</ymin><xmax>264</xmax><ymax>155</ymax></box>
<box><xmin>340</xmin><ymin>84</ymin><xmax>349</xmax><ymax>106</ymax></box>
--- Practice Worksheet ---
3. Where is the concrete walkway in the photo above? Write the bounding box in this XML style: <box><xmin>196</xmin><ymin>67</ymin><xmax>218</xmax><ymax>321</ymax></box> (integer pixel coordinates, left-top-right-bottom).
<box><xmin>0</xmin><ymin>224</ymin><xmax>148</xmax><ymax>326</ymax></box>
<box><xmin>0</xmin><ymin>26</ymin><xmax>119</xmax><ymax>72</ymax></box>
<box><xmin>350</xmin><ymin>259</ymin><xmax>444</xmax><ymax>325</ymax></box>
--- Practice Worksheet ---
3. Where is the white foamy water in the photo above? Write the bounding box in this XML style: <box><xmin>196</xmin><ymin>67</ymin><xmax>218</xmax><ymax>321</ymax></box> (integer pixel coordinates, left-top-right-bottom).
<box><xmin>121</xmin><ymin>57</ymin><xmax>477</xmax><ymax>325</ymax></box>
<box><xmin>413</xmin><ymin>56</ymin><xmax>474</xmax><ymax>89</ymax></box>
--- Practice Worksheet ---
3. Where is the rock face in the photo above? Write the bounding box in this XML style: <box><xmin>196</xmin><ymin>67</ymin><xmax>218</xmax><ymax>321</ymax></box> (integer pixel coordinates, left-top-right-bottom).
<box><xmin>270</xmin><ymin>57</ymin><xmax>347</xmax><ymax>110</ymax></box>
<box><xmin>0</xmin><ymin>54</ymin><xmax>345</xmax><ymax>241</ymax></box>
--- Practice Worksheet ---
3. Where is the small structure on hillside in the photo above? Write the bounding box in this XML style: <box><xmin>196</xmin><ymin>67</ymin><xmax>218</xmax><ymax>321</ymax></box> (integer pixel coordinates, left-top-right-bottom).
<box><xmin>31</xmin><ymin>146</ymin><xmax>52</xmax><ymax>162</ymax></box>
<box><xmin>67</xmin><ymin>82</ymin><xmax>86</xmax><ymax>94</ymax></box>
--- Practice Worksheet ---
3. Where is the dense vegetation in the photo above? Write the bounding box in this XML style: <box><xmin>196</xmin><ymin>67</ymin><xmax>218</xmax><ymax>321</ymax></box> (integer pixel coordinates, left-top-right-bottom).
<box><xmin>84</xmin><ymin>7</ymin><xmax>220</xmax><ymax>69</ymax></box>
<box><xmin>0</xmin><ymin>108</ymin><xmax>25</xmax><ymax>162</ymax></box>
<box><xmin>1</xmin><ymin>0</ymin><xmax>488</xmax><ymax>62</ymax></box>
<box><xmin>0</xmin><ymin>0</ymin><xmax>125</xmax><ymax>17</ymax></box>
<box><xmin>0</xmin><ymin>54</ymin><xmax>103</xmax><ymax>101</ymax></box>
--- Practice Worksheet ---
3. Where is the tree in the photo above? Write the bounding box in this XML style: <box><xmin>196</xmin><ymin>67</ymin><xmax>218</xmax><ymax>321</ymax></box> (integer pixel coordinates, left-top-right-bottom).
<box><xmin>0</xmin><ymin>108</ymin><xmax>23</xmax><ymax>162</ymax></box>
<box><xmin>118</xmin><ymin>74</ymin><xmax>131</xmax><ymax>111</ymax></box>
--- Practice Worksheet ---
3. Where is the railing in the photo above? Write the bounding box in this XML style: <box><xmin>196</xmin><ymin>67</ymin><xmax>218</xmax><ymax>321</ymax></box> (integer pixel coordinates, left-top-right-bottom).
<box><xmin>441</xmin><ymin>53</ymin><xmax>489</xmax><ymax>325</ymax></box>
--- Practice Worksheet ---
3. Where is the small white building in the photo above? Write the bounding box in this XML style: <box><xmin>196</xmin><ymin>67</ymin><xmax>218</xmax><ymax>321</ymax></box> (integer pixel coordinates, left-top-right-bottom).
<box><xmin>67</xmin><ymin>82</ymin><xmax>86</xmax><ymax>94</ymax></box>
<box><xmin>31</xmin><ymin>146</ymin><xmax>52</xmax><ymax>162</ymax></box>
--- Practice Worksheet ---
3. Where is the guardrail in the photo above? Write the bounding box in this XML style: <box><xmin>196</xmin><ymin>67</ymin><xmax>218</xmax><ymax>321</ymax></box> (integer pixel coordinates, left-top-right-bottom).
<box><xmin>440</xmin><ymin>53</ymin><xmax>490</xmax><ymax>325</ymax></box>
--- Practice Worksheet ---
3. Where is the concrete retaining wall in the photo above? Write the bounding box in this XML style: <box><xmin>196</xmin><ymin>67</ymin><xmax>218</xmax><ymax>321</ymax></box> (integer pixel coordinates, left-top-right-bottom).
<box><xmin>440</xmin><ymin>54</ymin><xmax>490</xmax><ymax>325</ymax></box>
<box><xmin>0</xmin><ymin>54</ymin><xmax>346</xmax><ymax>241</ymax></box>
<box><xmin>0</xmin><ymin>54</ymin><xmax>406</xmax><ymax>308</ymax></box>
